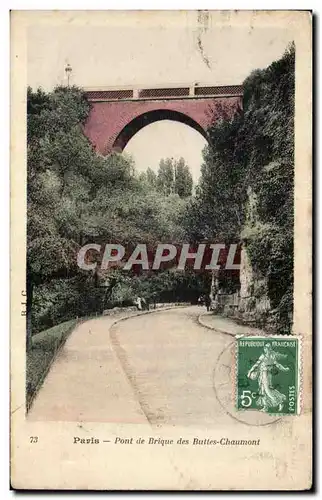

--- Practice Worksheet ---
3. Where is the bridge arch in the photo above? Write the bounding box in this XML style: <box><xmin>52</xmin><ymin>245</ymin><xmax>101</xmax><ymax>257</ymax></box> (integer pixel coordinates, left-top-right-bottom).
<box><xmin>112</xmin><ymin>109</ymin><xmax>209</xmax><ymax>152</ymax></box>
<box><xmin>83</xmin><ymin>86</ymin><xmax>243</xmax><ymax>155</ymax></box>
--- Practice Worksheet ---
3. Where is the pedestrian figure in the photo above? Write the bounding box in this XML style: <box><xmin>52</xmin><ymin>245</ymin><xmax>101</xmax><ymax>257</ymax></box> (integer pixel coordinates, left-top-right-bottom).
<box><xmin>141</xmin><ymin>297</ymin><xmax>147</xmax><ymax>310</ymax></box>
<box><xmin>135</xmin><ymin>296</ymin><xmax>142</xmax><ymax>311</ymax></box>
<box><xmin>205</xmin><ymin>294</ymin><xmax>211</xmax><ymax>312</ymax></box>
<box><xmin>198</xmin><ymin>295</ymin><xmax>204</xmax><ymax>306</ymax></box>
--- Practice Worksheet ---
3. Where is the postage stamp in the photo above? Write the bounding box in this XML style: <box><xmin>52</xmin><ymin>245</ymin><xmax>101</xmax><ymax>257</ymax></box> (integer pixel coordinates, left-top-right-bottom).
<box><xmin>236</xmin><ymin>336</ymin><xmax>301</xmax><ymax>415</ymax></box>
<box><xmin>10</xmin><ymin>10</ymin><xmax>312</xmax><ymax>491</ymax></box>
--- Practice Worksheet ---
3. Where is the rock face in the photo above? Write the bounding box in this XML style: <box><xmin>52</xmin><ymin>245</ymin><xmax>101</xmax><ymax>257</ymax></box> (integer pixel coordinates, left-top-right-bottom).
<box><xmin>219</xmin><ymin>186</ymin><xmax>271</xmax><ymax>325</ymax></box>
<box><xmin>208</xmin><ymin>187</ymin><xmax>272</xmax><ymax>324</ymax></box>
<box><xmin>239</xmin><ymin>187</ymin><xmax>257</xmax><ymax>312</ymax></box>
<box><xmin>236</xmin><ymin>244</ymin><xmax>271</xmax><ymax>324</ymax></box>
<box><xmin>239</xmin><ymin>244</ymin><xmax>253</xmax><ymax>304</ymax></box>
<box><xmin>238</xmin><ymin>187</ymin><xmax>270</xmax><ymax>315</ymax></box>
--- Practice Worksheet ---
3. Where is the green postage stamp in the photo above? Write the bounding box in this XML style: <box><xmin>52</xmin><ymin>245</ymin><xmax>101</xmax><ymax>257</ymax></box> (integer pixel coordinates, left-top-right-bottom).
<box><xmin>236</xmin><ymin>336</ymin><xmax>301</xmax><ymax>415</ymax></box>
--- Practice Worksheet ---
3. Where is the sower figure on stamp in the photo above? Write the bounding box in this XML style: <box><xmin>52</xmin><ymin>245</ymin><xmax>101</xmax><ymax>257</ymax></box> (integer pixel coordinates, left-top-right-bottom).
<box><xmin>247</xmin><ymin>343</ymin><xmax>290</xmax><ymax>412</ymax></box>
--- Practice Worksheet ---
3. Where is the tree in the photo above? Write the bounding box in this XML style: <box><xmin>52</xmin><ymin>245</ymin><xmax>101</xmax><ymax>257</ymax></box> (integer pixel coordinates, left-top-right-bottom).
<box><xmin>146</xmin><ymin>167</ymin><xmax>158</xmax><ymax>188</ymax></box>
<box><xmin>184</xmin><ymin>43</ymin><xmax>295</xmax><ymax>331</ymax></box>
<box><xmin>157</xmin><ymin>158</ymin><xmax>174</xmax><ymax>196</ymax></box>
<box><xmin>157</xmin><ymin>157</ymin><xmax>193</xmax><ymax>198</ymax></box>
<box><xmin>27</xmin><ymin>86</ymin><xmax>195</xmax><ymax>341</ymax></box>
<box><xmin>174</xmin><ymin>157</ymin><xmax>193</xmax><ymax>198</ymax></box>
<box><xmin>183</xmin><ymin>109</ymin><xmax>245</xmax><ymax>243</ymax></box>
<box><xmin>27</xmin><ymin>86</ymin><xmax>101</xmax><ymax>347</ymax></box>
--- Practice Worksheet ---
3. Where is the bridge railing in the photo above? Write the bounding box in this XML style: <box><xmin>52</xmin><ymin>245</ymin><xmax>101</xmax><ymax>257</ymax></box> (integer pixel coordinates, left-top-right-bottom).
<box><xmin>85</xmin><ymin>84</ymin><xmax>243</xmax><ymax>102</ymax></box>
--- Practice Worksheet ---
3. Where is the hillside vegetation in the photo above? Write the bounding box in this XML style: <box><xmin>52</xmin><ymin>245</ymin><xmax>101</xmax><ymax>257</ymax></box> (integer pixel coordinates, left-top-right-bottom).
<box><xmin>185</xmin><ymin>43</ymin><xmax>294</xmax><ymax>333</ymax></box>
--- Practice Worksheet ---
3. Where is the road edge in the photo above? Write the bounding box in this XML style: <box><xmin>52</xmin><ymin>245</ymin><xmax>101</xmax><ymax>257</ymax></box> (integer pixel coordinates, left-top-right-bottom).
<box><xmin>107</xmin><ymin>304</ymin><xmax>191</xmax><ymax>425</ymax></box>
<box><xmin>197</xmin><ymin>312</ymin><xmax>235</xmax><ymax>337</ymax></box>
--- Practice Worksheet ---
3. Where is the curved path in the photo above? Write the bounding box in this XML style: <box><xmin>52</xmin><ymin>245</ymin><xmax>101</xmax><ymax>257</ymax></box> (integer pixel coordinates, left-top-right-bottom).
<box><xmin>26</xmin><ymin>306</ymin><xmax>311</xmax><ymax>489</ymax></box>
<box><xmin>109</xmin><ymin>307</ymin><xmax>233</xmax><ymax>427</ymax></box>
<box><xmin>27</xmin><ymin>306</ymin><xmax>273</xmax><ymax>426</ymax></box>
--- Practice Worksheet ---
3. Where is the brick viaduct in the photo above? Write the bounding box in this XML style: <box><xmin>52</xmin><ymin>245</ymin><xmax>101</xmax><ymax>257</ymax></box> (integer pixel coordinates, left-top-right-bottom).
<box><xmin>83</xmin><ymin>84</ymin><xmax>243</xmax><ymax>154</ymax></box>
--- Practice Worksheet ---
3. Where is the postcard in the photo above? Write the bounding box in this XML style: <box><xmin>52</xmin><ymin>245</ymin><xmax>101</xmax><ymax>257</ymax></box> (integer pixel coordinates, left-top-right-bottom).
<box><xmin>10</xmin><ymin>10</ymin><xmax>312</xmax><ymax>490</ymax></box>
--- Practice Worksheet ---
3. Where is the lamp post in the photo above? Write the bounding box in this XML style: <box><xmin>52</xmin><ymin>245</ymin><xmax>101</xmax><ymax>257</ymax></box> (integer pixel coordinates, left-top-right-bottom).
<box><xmin>65</xmin><ymin>63</ymin><xmax>72</xmax><ymax>87</ymax></box>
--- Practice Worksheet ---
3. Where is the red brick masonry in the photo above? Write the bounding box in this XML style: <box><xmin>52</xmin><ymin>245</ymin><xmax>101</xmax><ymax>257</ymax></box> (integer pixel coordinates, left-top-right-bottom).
<box><xmin>83</xmin><ymin>85</ymin><xmax>243</xmax><ymax>154</ymax></box>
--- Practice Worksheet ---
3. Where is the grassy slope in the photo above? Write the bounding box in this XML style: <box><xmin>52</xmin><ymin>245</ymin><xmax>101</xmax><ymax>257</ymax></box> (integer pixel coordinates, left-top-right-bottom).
<box><xmin>26</xmin><ymin>319</ymin><xmax>78</xmax><ymax>410</ymax></box>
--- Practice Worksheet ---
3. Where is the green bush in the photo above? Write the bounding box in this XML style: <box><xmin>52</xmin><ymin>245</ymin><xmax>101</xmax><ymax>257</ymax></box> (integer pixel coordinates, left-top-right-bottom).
<box><xmin>185</xmin><ymin>43</ymin><xmax>295</xmax><ymax>333</ymax></box>
<box><xmin>26</xmin><ymin>319</ymin><xmax>78</xmax><ymax>410</ymax></box>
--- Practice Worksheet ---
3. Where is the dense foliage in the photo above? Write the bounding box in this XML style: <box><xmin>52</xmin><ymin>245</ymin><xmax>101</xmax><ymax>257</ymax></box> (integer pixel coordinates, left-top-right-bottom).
<box><xmin>28</xmin><ymin>44</ymin><xmax>295</xmax><ymax>338</ymax></box>
<box><xmin>184</xmin><ymin>44</ymin><xmax>295</xmax><ymax>332</ymax></box>
<box><xmin>27</xmin><ymin>87</ymin><xmax>197</xmax><ymax>338</ymax></box>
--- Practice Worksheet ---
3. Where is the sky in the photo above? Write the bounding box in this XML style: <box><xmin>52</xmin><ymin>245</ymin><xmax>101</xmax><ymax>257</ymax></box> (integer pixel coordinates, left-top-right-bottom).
<box><xmin>27</xmin><ymin>11</ymin><xmax>294</xmax><ymax>182</ymax></box>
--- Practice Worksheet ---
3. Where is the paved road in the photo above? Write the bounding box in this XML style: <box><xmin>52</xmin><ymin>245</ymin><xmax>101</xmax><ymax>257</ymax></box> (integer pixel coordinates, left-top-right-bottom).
<box><xmin>28</xmin><ymin>306</ymin><xmax>275</xmax><ymax>426</ymax></box>
<box><xmin>26</xmin><ymin>306</ymin><xmax>311</xmax><ymax>489</ymax></box>
<box><xmin>27</xmin><ymin>311</ymin><xmax>149</xmax><ymax>422</ymax></box>
<box><xmin>110</xmin><ymin>306</ymin><xmax>233</xmax><ymax>427</ymax></box>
